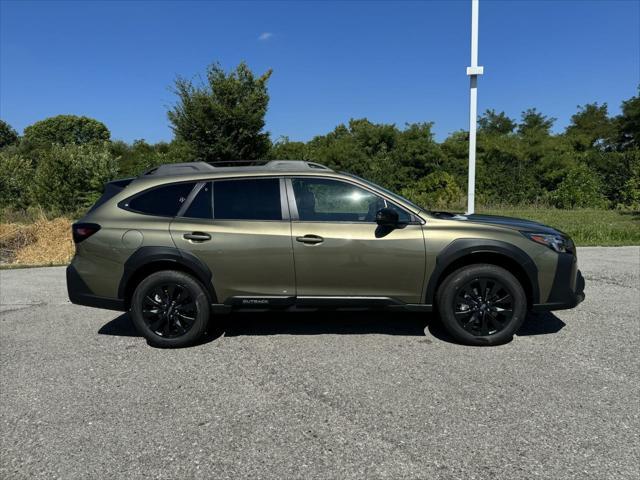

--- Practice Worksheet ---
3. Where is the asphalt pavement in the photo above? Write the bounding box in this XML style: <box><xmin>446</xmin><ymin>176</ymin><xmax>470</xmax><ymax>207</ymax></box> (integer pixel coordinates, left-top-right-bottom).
<box><xmin>1</xmin><ymin>247</ymin><xmax>638</xmax><ymax>479</ymax></box>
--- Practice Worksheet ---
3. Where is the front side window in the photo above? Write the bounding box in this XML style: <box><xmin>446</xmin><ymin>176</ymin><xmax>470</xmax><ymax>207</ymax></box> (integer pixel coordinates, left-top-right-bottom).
<box><xmin>214</xmin><ymin>178</ymin><xmax>282</xmax><ymax>221</ymax></box>
<box><xmin>125</xmin><ymin>182</ymin><xmax>196</xmax><ymax>217</ymax></box>
<box><xmin>292</xmin><ymin>178</ymin><xmax>386</xmax><ymax>222</ymax></box>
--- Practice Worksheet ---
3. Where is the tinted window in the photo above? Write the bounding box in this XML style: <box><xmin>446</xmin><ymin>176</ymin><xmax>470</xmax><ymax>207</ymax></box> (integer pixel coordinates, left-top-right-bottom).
<box><xmin>214</xmin><ymin>179</ymin><xmax>282</xmax><ymax>221</ymax></box>
<box><xmin>387</xmin><ymin>202</ymin><xmax>412</xmax><ymax>223</ymax></box>
<box><xmin>126</xmin><ymin>182</ymin><xmax>196</xmax><ymax>217</ymax></box>
<box><xmin>292</xmin><ymin>178</ymin><xmax>385</xmax><ymax>222</ymax></box>
<box><xmin>183</xmin><ymin>183</ymin><xmax>212</xmax><ymax>219</ymax></box>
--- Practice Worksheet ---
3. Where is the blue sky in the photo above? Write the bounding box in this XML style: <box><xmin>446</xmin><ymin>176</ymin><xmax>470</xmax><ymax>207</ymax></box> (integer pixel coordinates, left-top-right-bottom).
<box><xmin>1</xmin><ymin>0</ymin><xmax>638</xmax><ymax>143</ymax></box>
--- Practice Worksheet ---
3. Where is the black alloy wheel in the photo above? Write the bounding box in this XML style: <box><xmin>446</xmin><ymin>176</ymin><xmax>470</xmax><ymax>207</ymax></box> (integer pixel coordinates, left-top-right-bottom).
<box><xmin>436</xmin><ymin>264</ymin><xmax>527</xmax><ymax>346</ymax></box>
<box><xmin>131</xmin><ymin>270</ymin><xmax>211</xmax><ymax>348</ymax></box>
<box><xmin>453</xmin><ymin>277</ymin><xmax>514</xmax><ymax>336</ymax></box>
<box><xmin>142</xmin><ymin>283</ymin><xmax>197</xmax><ymax>338</ymax></box>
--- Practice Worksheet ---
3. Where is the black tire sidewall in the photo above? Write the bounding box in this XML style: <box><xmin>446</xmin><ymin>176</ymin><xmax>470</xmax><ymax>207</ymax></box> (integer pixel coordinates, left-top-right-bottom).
<box><xmin>437</xmin><ymin>264</ymin><xmax>527</xmax><ymax>346</ymax></box>
<box><xmin>130</xmin><ymin>270</ymin><xmax>210</xmax><ymax>348</ymax></box>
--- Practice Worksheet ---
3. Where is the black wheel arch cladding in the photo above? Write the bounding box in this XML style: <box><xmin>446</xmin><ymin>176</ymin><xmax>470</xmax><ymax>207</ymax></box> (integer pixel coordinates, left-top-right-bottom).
<box><xmin>425</xmin><ymin>238</ymin><xmax>540</xmax><ymax>306</ymax></box>
<box><xmin>118</xmin><ymin>246</ymin><xmax>217</xmax><ymax>305</ymax></box>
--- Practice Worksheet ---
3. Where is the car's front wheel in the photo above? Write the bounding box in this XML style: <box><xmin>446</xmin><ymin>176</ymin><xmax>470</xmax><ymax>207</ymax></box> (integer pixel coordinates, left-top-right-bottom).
<box><xmin>130</xmin><ymin>270</ymin><xmax>210</xmax><ymax>348</ymax></box>
<box><xmin>436</xmin><ymin>264</ymin><xmax>527</xmax><ymax>346</ymax></box>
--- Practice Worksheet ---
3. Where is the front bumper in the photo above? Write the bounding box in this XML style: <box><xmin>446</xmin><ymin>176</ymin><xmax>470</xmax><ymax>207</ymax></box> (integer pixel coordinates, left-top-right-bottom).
<box><xmin>532</xmin><ymin>264</ymin><xmax>585</xmax><ymax>312</ymax></box>
<box><xmin>67</xmin><ymin>264</ymin><xmax>126</xmax><ymax>311</ymax></box>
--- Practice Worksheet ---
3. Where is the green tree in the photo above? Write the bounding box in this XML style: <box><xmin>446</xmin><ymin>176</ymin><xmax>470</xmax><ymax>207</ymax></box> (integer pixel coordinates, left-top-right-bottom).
<box><xmin>32</xmin><ymin>143</ymin><xmax>118</xmax><ymax>215</ymax></box>
<box><xmin>518</xmin><ymin>108</ymin><xmax>555</xmax><ymax>137</ymax></box>
<box><xmin>168</xmin><ymin>62</ymin><xmax>272</xmax><ymax>162</ymax></box>
<box><xmin>614</xmin><ymin>88</ymin><xmax>640</xmax><ymax>151</ymax></box>
<box><xmin>0</xmin><ymin>120</ymin><xmax>19</xmax><ymax>149</ymax></box>
<box><xmin>23</xmin><ymin>115</ymin><xmax>110</xmax><ymax>150</ymax></box>
<box><xmin>478</xmin><ymin>110</ymin><xmax>516</xmax><ymax>135</ymax></box>
<box><xmin>565</xmin><ymin>103</ymin><xmax>615</xmax><ymax>151</ymax></box>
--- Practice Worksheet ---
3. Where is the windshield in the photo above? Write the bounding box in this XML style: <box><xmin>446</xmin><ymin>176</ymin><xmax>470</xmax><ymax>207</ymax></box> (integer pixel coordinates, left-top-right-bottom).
<box><xmin>341</xmin><ymin>173</ymin><xmax>428</xmax><ymax>214</ymax></box>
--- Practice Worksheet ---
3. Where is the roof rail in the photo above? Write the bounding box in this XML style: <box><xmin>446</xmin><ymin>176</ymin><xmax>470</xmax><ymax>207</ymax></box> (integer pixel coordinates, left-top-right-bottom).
<box><xmin>140</xmin><ymin>160</ymin><xmax>333</xmax><ymax>177</ymax></box>
<box><xmin>262</xmin><ymin>160</ymin><xmax>332</xmax><ymax>171</ymax></box>
<box><xmin>141</xmin><ymin>162</ymin><xmax>216</xmax><ymax>177</ymax></box>
<box><xmin>209</xmin><ymin>160</ymin><xmax>269</xmax><ymax>167</ymax></box>
<box><xmin>207</xmin><ymin>160</ymin><xmax>332</xmax><ymax>171</ymax></box>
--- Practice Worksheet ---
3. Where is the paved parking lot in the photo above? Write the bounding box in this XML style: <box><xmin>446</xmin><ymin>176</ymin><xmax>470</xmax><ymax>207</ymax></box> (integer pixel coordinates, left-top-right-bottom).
<box><xmin>1</xmin><ymin>247</ymin><xmax>638</xmax><ymax>479</ymax></box>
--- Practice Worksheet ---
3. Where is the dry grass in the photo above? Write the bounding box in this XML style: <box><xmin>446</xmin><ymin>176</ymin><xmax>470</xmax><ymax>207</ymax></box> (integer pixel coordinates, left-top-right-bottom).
<box><xmin>0</xmin><ymin>217</ymin><xmax>74</xmax><ymax>266</ymax></box>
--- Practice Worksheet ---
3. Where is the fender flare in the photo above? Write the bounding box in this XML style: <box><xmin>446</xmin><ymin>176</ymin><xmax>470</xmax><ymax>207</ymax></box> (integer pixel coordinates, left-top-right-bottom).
<box><xmin>118</xmin><ymin>246</ymin><xmax>216</xmax><ymax>302</ymax></box>
<box><xmin>424</xmin><ymin>238</ymin><xmax>540</xmax><ymax>305</ymax></box>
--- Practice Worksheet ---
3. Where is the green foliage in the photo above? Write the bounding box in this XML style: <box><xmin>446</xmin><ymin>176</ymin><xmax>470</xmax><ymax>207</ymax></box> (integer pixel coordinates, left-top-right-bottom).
<box><xmin>478</xmin><ymin>110</ymin><xmax>516</xmax><ymax>135</ymax></box>
<box><xmin>620</xmin><ymin>151</ymin><xmax>640</xmax><ymax>209</ymax></box>
<box><xmin>168</xmin><ymin>62</ymin><xmax>272</xmax><ymax>162</ymax></box>
<box><xmin>270</xmin><ymin>137</ymin><xmax>308</xmax><ymax>160</ymax></box>
<box><xmin>518</xmin><ymin>108</ymin><xmax>555</xmax><ymax>137</ymax></box>
<box><xmin>565</xmin><ymin>103</ymin><xmax>615</xmax><ymax>151</ymax></box>
<box><xmin>111</xmin><ymin>139</ymin><xmax>197</xmax><ymax>177</ymax></box>
<box><xmin>23</xmin><ymin>115</ymin><xmax>110</xmax><ymax>151</ymax></box>
<box><xmin>401</xmin><ymin>172</ymin><xmax>464</xmax><ymax>209</ymax></box>
<box><xmin>615</xmin><ymin>89</ymin><xmax>640</xmax><ymax>150</ymax></box>
<box><xmin>550</xmin><ymin>164</ymin><xmax>607</xmax><ymax>209</ymax></box>
<box><xmin>32</xmin><ymin>143</ymin><xmax>118</xmax><ymax>216</ymax></box>
<box><xmin>0</xmin><ymin>120</ymin><xmax>19</xmax><ymax>149</ymax></box>
<box><xmin>0</xmin><ymin>150</ymin><xmax>33</xmax><ymax>210</ymax></box>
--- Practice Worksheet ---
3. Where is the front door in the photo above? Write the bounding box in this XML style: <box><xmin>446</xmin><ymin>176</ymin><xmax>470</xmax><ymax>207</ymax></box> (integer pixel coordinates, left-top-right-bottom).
<box><xmin>170</xmin><ymin>177</ymin><xmax>295</xmax><ymax>303</ymax></box>
<box><xmin>287</xmin><ymin>177</ymin><xmax>426</xmax><ymax>303</ymax></box>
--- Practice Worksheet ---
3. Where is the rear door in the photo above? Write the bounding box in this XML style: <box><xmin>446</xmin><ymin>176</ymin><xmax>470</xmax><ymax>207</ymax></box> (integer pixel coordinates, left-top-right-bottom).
<box><xmin>170</xmin><ymin>177</ymin><xmax>295</xmax><ymax>304</ymax></box>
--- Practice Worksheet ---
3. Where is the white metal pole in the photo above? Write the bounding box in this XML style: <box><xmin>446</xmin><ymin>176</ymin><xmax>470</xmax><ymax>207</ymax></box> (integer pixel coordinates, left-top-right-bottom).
<box><xmin>466</xmin><ymin>0</ymin><xmax>483</xmax><ymax>215</ymax></box>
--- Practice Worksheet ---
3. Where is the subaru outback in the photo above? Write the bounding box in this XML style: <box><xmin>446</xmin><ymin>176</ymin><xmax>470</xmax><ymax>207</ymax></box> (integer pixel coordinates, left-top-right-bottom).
<box><xmin>67</xmin><ymin>160</ymin><xmax>585</xmax><ymax>347</ymax></box>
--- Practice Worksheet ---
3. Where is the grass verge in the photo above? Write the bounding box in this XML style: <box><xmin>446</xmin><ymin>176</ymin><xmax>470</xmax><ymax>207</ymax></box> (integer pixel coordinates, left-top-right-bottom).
<box><xmin>480</xmin><ymin>208</ymin><xmax>640</xmax><ymax>246</ymax></box>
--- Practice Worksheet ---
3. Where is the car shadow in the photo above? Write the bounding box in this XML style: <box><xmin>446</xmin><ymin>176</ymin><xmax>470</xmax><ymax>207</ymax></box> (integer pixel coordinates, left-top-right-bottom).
<box><xmin>427</xmin><ymin>311</ymin><xmax>566</xmax><ymax>345</ymax></box>
<box><xmin>98</xmin><ymin>309</ymin><xmax>565</xmax><ymax>347</ymax></box>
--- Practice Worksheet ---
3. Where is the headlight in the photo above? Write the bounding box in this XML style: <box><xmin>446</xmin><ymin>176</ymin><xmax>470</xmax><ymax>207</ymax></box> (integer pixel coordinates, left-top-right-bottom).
<box><xmin>522</xmin><ymin>232</ymin><xmax>573</xmax><ymax>253</ymax></box>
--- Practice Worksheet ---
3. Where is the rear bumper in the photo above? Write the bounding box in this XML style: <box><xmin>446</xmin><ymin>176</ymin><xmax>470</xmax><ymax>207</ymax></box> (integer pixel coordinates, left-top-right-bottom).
<box><xmin>67</xmin><ymin>264</ymin><xmax>126</xmax><ymax>311</ymax></box>
<box><xmin>532</xmin><ymin>268</ymin><xmax>585</xmax><ymax>312</ymax></box>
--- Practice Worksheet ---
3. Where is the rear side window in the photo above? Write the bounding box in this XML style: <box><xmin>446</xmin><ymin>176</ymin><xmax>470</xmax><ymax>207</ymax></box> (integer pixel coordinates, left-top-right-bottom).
<box><xmin>214</xmin><ymin>178</ymin><xmax>282</xmax><ymax>221</ymax></box>
<box><xmin>125</xmin><ymin>182</ymin><xmax>196</xmax><ymax>217</ymax></box>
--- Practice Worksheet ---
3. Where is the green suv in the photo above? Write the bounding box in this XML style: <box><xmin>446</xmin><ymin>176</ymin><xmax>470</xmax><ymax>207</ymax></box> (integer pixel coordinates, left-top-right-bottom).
<box><xmin>67</xmin><ymin>160</ymin><xmax>584</xmax><ymax>347</ymax></box>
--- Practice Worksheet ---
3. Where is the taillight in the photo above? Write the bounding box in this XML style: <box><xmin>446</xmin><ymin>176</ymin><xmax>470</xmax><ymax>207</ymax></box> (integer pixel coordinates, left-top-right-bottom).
<box><xmin>72</xmin><ymin>223</ymin><xmax>101</xmax><ymax>243</ymax></box>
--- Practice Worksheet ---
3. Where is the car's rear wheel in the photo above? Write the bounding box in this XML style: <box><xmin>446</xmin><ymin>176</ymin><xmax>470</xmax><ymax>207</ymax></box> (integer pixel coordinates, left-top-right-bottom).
<box><xmin>436</xmin><ymin>264</ymin><xmax>527</xmax><ymax>346</ymax></box>
<box><xmin>130</xmin><ymin>270</ymin><xmax>210</xmax><ymax>348</ymax></box>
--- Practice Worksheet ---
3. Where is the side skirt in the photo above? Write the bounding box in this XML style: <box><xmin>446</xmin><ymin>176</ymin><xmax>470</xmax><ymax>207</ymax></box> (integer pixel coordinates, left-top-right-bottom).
<box><xmin>211</xmin><ymin>296</ymin><xmax>432</xmax><ymax>313</ymax></box>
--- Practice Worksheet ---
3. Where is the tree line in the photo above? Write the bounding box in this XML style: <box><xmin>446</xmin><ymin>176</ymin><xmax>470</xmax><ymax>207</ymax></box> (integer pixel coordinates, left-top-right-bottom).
<box><xmin>1</xmin><ymin>61</ymin><xmax>638</xmax><ymax>218</ymax></box>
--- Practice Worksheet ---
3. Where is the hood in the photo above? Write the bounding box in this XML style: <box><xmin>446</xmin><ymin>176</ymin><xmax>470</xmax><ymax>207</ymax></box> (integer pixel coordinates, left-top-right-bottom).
<box><xmin>430</xmin><ymin>212</ymin><xmax>561</xmax><ymax>235</ymax></box>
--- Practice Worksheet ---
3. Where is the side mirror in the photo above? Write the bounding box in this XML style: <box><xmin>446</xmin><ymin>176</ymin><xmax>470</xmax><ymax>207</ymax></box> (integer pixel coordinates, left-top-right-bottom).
<box><xmin>376</xmin><ymin>207</ymin><xmax>399</xmax><ymax>226</ymax></box>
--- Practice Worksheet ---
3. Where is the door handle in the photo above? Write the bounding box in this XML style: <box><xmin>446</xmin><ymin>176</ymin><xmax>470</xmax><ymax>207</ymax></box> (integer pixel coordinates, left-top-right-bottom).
<box><xmin>183</xmin><ymin>232</ymin><xmax>211</xmax><ymax>242</ymax></box>
<box><xmin>296</xmin><ymin>234</ymin><xmax>324</xmax><ymax>245</ymax></box>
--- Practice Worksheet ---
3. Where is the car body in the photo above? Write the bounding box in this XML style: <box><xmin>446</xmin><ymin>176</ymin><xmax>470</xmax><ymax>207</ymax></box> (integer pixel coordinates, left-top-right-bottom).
<box><xmin>67</xmin><ymin>160</ymin><xmax>585</xmax><ymax>346</ymax></box>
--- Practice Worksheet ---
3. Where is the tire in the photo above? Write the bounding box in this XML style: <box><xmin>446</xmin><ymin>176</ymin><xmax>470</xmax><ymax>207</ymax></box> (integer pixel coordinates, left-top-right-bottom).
<box><xmin>130</xmin><ymin>270</ymin><xmax>211</xmax><ymax>348</ymax></box>
<box><xmin>436</xmin><ymin>264</ymin><xmax>527</xmax><ymax>346</ymax></box>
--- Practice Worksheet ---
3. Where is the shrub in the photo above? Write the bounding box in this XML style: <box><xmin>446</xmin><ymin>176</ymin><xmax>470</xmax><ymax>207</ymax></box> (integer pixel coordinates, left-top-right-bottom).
<box><xmin>401</xmin><ymin>171</ymin><xmax>464</xmax><ymax>209</ymax></box>
<box><xmin>23</xmin><ymin>115</ymin><xmax>110</xmax><ymax>151</ymax></box>
<box><xmin>0</xmin><ymin>150</ymin><xmax>34</xmax><ymax>210</ymax></box>
<box><xmin>619</xmin><ymin>151</ymin><xmax>640</xmax><ymax>209</ymax></box>
<box><xmin>550</xmin><ymin>164</ymin><xmax>607</xmax><ymax>209</ymax></box>
<box><xmin>32</xmin><ymin>143</ymin><xmax>118</xmax><ymax>216</ymax></box>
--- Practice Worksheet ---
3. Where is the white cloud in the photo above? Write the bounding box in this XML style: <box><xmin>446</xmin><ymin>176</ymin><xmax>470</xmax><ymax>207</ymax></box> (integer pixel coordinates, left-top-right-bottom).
<box><xmin>258</xmin><ymin>32</ymin><xmax>273</xmax><ymax>41</ymax></box>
